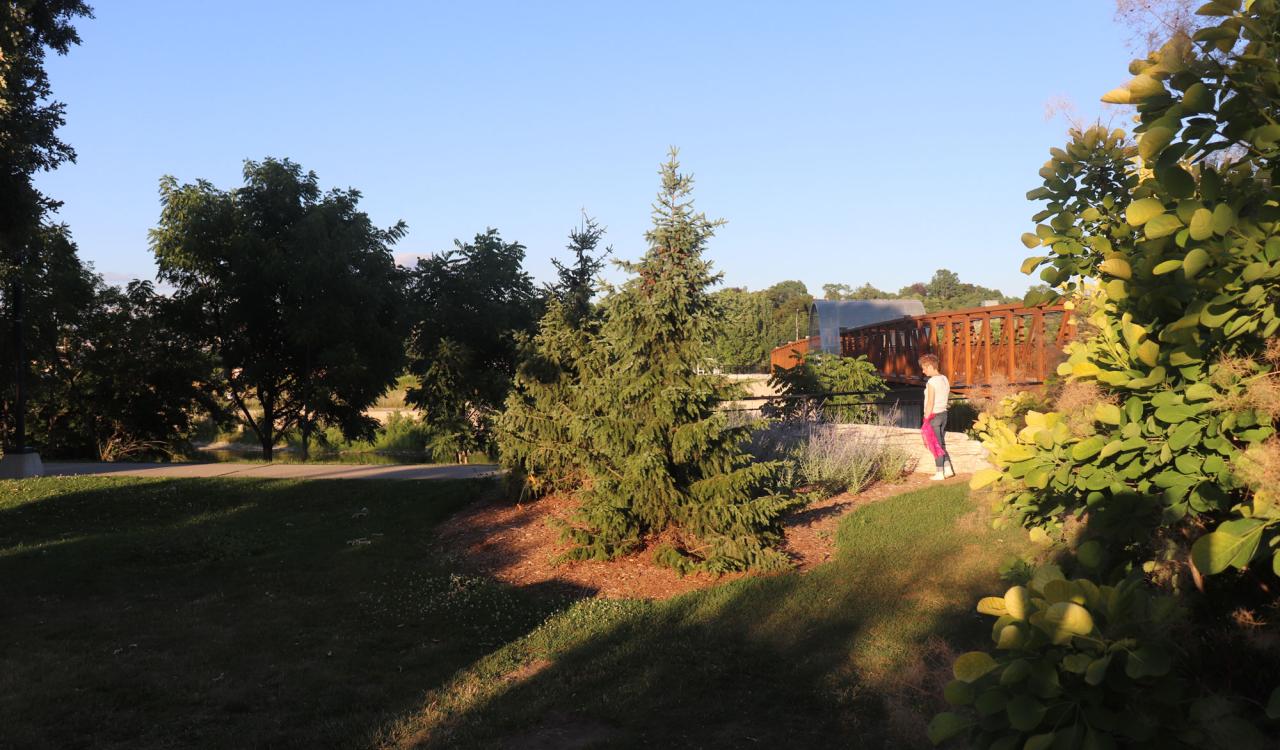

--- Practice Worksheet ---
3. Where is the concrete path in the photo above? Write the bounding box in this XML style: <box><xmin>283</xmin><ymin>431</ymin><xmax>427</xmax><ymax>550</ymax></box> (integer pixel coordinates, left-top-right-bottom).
<box><xmin>41</xmin><ymin>461</ymin><xmax>502</xmax><ymax>481</ymax></box>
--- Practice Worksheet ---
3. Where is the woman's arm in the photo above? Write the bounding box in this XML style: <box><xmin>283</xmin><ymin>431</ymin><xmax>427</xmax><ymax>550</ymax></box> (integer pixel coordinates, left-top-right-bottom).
<box><xmin>923</xmin><ymin>380</ymin><xmax>934</xmax><ymax>418</ymax></box>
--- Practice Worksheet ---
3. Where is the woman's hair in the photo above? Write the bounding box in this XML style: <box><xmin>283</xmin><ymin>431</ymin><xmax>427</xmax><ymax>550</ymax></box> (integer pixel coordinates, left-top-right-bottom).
<box><xmin>918</xmin><ymin>353</ymin><xmax>940</xmax><ymax>369</ymax></box>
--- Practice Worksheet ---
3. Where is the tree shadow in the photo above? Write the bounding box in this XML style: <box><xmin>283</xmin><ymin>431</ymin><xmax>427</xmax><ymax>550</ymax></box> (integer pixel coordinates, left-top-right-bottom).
<box><xmin>0</xmin><ymin>477</ymin><xmax>589</xmax><ymax>748</ymax></box>
<box><xmin>387</xmin><ymin>487</ymin><xmax>1017</xmax><ymax>749</ymax></box>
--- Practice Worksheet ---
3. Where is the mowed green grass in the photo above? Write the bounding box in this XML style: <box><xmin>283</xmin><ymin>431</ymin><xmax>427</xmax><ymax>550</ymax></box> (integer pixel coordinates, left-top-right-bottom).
<box><xmin>0</xmin><ymin>476</ymin><xmax>559</xmax><ymax>749</ymax></box>
<box><xmin>386</xmin><ymin>483</ymin><xmax>1023</xmax><ymax>749</ymax></box>
<box><xmin>0</xmin><ymin>478</ymin><xmax>1021</xmax><ymax>749</ymax></box>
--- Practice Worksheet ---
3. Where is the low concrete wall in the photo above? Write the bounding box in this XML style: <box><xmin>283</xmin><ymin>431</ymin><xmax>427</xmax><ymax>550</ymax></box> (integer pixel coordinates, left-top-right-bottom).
<box><xmin>829</xmin><ymin>423</ymin><xmax>992</xmax><ymax>475</ymax></box>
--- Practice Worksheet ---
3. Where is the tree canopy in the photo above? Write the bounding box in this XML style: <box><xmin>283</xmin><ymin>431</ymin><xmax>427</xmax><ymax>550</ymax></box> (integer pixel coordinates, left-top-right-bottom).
<box><xmin>151</xmin><ymin>158</ymin><xmax>407</xmax><ymax>461</ymax></box>
<box><xmin>404</xmin><ymin>229</ymin><xmax>539</xmax><ymax>458</ymax></box>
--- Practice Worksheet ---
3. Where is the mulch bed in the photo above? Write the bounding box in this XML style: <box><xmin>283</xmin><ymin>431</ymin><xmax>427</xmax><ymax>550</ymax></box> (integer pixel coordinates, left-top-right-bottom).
<box><xmin>431</xmin><ymin>472</ymin><xmax>949</xmax><ymax>600</ymax></box>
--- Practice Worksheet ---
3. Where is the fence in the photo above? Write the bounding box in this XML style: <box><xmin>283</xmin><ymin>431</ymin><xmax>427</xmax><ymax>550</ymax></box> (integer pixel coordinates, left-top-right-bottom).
<box><xmin>835</xmin><ymin>303</ymin><xmax>1076</xmax><ymax>391</ymax></box>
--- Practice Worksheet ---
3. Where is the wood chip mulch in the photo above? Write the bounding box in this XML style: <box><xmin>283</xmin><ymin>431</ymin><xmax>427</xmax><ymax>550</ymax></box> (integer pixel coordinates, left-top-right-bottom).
<box><xmin>430</xmin><ymin>473</ymin><xmax>955</xmax><ymax>601</ymax></box>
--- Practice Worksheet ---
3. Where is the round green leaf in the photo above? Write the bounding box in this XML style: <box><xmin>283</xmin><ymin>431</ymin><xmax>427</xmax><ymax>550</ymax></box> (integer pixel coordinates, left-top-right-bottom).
<box><xmin>1044</xmin><ymin>601</ymin><xmax>1095</xmax><ymax>638</ymax></box>
<box><xmin>927</xmin><ymin>712</ymin><xmax>971</xmax><ymax>745</ymax></box>
<box><xmin>1152</xmin><ymin>259</ymin><xmax>1183</xmax><ymax>275</ymax></box>
<box><xmin>1072</xmin><ymin>436</ymin><xmax>1107</xmax><ymax>460</ymax></box>
<box><xmin>1211</xmin><ymin>203</ymin><xmax>1236</xmax><ymax>235</ymax></box>
<box><xmin>954</xmin><ymin>651</ymin><xmax>999</xmax><ymax>682</ymax></box>
<box><xmin>1025</xmin><ymin>732</ymin><xmax>1056</xmax><ymax>750</ymax></box>
<box><xmin>1188</xmin><ymin>210</ymin><xmax>1214</xmax><ymax>242</ymax></box>
<box><xmin>1021</xmin><ymin>234</ymin><xmax>1043</xmax><ymax>250</ymax></box>
<box><xmin>1094</xmin><ymin>403</ymin><xmax>1122</xmax><ymax>425</ymax></box>
<box><xmin>1139</xmin><ymin>126</ymin><xmax>1175</xmax><ymax>161</ymax></box>
<box><xmin>943</xmin><ymin>679</ymin><xmax>975</xmax><ymax>706</ymax></box>
<box><xmin>1145</xmin><ymin>213</ymin><xmax>1184</xmax><ymax>239</ymax></box>
<box><xmin>1190</xmin><ymin>531</ymin><xmax>1236</xmax><ymax>575</ymax></box>
<box><xmin>1126</xmin><ymin>198</ymin><xmax>1165</xmax><ymax>226</ymax></box>
<box><xmin>1182</xmin><ymin>82</ymin><xmax>1211</xmax><ymax>111</ymax></box>
<box><xmin>1136</xmin><ymin>339</ymin><xmax>1160</xmax><ymax>367</ymax></box>
<box><xmin>977</xmin><ymin>596</ymin><xmax>1008</xmax><ymax>616</ymax></box>
<box><xmin>1006</xmin><ymin>694</ymin><xmax>1048</xmax><ymax>732</ymax></box>
<box><xmin>1004</xmin><ymin>586</ymin><xmax>1030</xmax><ymax>620</ymax></box>
<box><xmin>1077</xmin><ymin>540</ymin><xmax>1105</xmax><ymax>569</ymax></box>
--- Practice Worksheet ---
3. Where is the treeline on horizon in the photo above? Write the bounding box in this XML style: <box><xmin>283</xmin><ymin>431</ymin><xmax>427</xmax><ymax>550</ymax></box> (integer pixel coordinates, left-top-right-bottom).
<box><xmin>2</xmin><ymin>160</ymin><xmax>1024</xmax><ymax>461</ymax></box>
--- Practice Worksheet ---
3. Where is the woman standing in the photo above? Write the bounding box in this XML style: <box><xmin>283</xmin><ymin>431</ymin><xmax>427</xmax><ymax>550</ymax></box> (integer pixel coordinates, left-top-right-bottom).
<box><xmin>919</xmin><ymin>354</ymin><xmax>953</xmax><ymax>480</ymax></box>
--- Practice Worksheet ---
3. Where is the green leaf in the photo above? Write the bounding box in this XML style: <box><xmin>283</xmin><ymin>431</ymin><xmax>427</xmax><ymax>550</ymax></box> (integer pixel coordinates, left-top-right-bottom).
<box><xmin>1136</xmin><ymin>339</ymin><xmax>1160</xmax><ymax>367</ymax></box>
<box><xmin>927</xmin><ymin>712</ymin><xmax>971</xmax><ymax>745</ymax></box>
<box><xmin>1072</xmin><ymin>436</ymin><xmax>1107</xmax><ymax>460</ymax></box>
<box><xmin>1153</xmin><ymin>259</ymin><xmax>1183</xmax><ymax>275</ymax></box>
<box><xmin>1127</xmin><ymin>198</ymin><xmax>1166</xmax><ymax>226</ymax></box>
<box><xmin>1085</xmin><ymin>655</ymin><xmax>1111</xmax><ymax>686</ymax></box>
<box><xmin>1004</xmin><ymin>586</ymin><xmax>1030</xmax><ymax>620</ymax></box>
<box><xmin>943</xmin><ymin>679</ymin><xmax>975</xmax><ymax>706</ymax></box>
<box><xmin>1145</xmin><ymin>213</ymin><xmax>1184</xmax><ymax>239</ymax></box>
<box><xmin>1185</xmin><ymin>382</ymin><xmax>1216</xmax><ymax>401</ymax></box>
<box><xmin>977</xmin><ymin>597</ymin><xmax>1008</xmax><ymax>616</ymax></box>
<box><xmin>975</xmin><ymin>689</ymin><xmax>1007</xmax><ymax>716</ymax></box>
<box><xmin>1188</xmin><ymin>210</ymin><xmax>1214</xmax><ymax>242</ymax></box>
<box><xmin>954</xmin><ymin>651</ymin><xmax>999</xmax><ymax>682</ymax></box>
<box><xmin>1094</xmin><ymin>403</ymin><xmax>1122</xmax><ymax>425</ymax></box>
<box><xmin>1140</xmin><ymin>126</ymin><xmax>1175</xmax><ymax>161</ymax></box>
<box><xmin>1025</xmin><ymin>732</ymin><xmax>1056</xmax><ymax>750</ymax></box>
<box><xmin>1021</xmin><ymin>234</ymin><xmax>1042</xmax><ymax>250</ymax></box>
<box><xmin>1125</xmin><ymin>646</ymin><xmax>1172</xmax><ymax>679</ymax></box>
<box><xmin>1077</xmin><ymin>540</ymin><xmax>1105</xmax><ymax>568</ymax></box>
<box><xmin>1182</xmin><ymin>81</ymin><xmax>1212</xmax><ymax>110</ymax></box>
<box><xmin>1043</xmin><ymin>602</ymin><xmax>1095</xmax><ymax>640</ymax></box>
<box><xmin>1006</xmin><ymin>695</ymin><xmax>1048</xmax><ymax>732</ymax></box>
<box><xmin>971</xmin><ymin>469</ymin><xmax>1002</xmax><ymax>490</ymax></box>
<box><xmin>1211</xmin><ymin>203</ymin><xmax>1236</xmax><ymax>235</ymax></box>
<box><xmin>1158</xmin><ymin>163</ymin><xmax>1196</xmax><ymax>198</ymax></box>
<box><xmin>1099</xmin><ymin>258</ymin><xmax>1132</xmax><ymax>279</ymax></box>
<box><xmin>1191</xmin><ymin>528</ymin><xmax>1258</xmax><ymax>574</ymax></box>
<box><xmin>1021</xmin><ymin>255</ymin><xmax>1046</xmax><ymax>273</ymax></box>
<box><xmin>1154</xmin><ymin>404</ymin><xmax>1195</xmax><ymax>423</ymax></box>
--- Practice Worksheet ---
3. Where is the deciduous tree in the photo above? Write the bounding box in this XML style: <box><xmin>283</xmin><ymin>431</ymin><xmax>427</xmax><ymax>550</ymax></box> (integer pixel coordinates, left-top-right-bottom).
<box><xmin>151</xmin><ymin>158</ymin><xmax>407</xmax><ymax>461</ymax></box>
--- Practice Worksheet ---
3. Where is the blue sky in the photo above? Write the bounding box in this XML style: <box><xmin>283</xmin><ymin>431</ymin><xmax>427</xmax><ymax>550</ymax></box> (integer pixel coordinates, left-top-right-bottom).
<box><xmin>38</xmin><ymin>1</ymin><xmax>1135</xmax><ymax>297</ymax></box>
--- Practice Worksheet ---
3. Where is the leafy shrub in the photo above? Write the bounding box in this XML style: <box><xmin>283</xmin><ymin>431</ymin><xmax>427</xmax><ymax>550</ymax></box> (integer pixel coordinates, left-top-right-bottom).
<box><xmin>944</xmin><ymin>4</ymin><xmax>1280</xmax><ymax>744</ymax></box>
<box><xmin>931</xmin><ymin>566</ymin><xmax>1199</xmax><ymax>749</ymax></box>
<box><xmin>765</xmin><ymin>353</ymin><xmax>887</xmax><ymax>423</ymax></box>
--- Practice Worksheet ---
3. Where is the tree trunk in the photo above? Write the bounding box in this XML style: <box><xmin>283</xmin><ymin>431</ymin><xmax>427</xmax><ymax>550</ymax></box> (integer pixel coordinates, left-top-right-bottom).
<box><xmin>300</xmin><ymin>421</ymin><xmax>312</xmax><ymax>463</ymax></box>
<box><xmin>261</xmin><ymin>429</ymin><xmax>274</xmax><ymax>462</ymax></box>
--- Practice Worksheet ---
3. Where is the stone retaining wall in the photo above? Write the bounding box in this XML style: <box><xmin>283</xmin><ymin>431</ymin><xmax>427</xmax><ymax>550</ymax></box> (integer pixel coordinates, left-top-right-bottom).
<box><xmin>829</xmin><ymin>423</ymin><xmax>992</xmax><ymax>475</ymax></box>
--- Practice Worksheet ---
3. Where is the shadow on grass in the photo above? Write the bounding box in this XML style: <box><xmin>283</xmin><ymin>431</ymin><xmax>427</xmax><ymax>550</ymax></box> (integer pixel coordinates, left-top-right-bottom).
<box><xmin>0</xmin><ymin>477</ymin><xmax>589</xmax><ymax>749</ymax></box>
<box><xmin>383</xmin><ymin>484</ymin><xmax>1020</xmax><ymax>749</ymax></box>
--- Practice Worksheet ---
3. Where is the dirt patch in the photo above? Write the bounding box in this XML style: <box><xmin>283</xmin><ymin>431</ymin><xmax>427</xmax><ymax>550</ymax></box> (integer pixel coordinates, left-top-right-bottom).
<box><xmin>433</xmin><ymin>473</ymin><xmax>964</xmax><ymax>600</ymax></box>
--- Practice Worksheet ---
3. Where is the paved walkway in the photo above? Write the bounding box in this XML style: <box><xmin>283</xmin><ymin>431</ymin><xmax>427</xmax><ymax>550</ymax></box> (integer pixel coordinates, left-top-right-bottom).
<box><xmin>42</xmin><ymin>462</ymin><xmax>502</xmax><ymax>481</ymax></box>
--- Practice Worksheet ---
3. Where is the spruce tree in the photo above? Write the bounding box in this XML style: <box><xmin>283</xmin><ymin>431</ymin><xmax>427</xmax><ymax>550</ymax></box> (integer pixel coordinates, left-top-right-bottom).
<box><xmin>499</xmin><ymin>216</ymin><xmax>610</xmax><ymax>495</ymax></box>
<box><xmin>502</xmin><ymin>150</ymin><xmax>797</xmax><ymax>573</ymax></box>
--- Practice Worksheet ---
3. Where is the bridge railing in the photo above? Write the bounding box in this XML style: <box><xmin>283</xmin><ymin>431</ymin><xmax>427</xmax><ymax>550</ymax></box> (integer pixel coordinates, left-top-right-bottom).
<box><xmin>837</xmin><ymin>303</ymin><xmax>1075</xmax><ymax>391</ymax></box>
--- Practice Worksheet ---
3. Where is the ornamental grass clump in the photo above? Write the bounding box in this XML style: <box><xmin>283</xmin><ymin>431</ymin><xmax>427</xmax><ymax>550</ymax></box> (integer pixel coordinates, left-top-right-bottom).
<box><xmin>796</xmin><ymin>424</ymin><xmax>913</xmax><ymax>495</ymax></box>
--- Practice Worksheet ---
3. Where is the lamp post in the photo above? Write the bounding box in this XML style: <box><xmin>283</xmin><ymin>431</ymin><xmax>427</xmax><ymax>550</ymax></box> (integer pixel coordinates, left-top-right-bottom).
<box><xmin>1</xmin><ymin>241</ymin><xmax>43</xmax><ymax>479</ymax></box>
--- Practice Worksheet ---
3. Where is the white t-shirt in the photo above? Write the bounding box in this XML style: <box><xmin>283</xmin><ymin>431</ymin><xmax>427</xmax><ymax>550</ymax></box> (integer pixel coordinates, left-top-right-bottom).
<box><xmin>925</xmin><ymin>374</ymin><xmax>950</xmax><ymax>414</ymax></box>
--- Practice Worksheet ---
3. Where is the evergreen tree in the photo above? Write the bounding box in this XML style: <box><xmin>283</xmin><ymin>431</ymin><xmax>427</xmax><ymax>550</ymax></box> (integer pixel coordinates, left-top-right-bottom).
<box><xmin>505</xmin><ymin>150</ymin><xmax>797</xmax><ymax>573</ymax></box>
<box><xmin>500</xmin><ymin>217</ymin><xmax>610</xmax><ymax>493</ymax></box>
<box><xmin>550</xmin><ymin>213</ymin><xmax>610</xmax><ymax>326</ymax></box>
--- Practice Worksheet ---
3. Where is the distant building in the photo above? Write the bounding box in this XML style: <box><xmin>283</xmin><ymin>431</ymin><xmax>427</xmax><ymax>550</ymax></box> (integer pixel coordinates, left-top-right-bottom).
<box><xmin>808</xmin><ymin>299</ymin><xmax>926</xmax><ymax>354</ymax></box>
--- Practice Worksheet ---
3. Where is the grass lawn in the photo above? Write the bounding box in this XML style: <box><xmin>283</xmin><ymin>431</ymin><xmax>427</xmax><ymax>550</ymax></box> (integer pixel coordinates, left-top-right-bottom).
<box><xmin>1</xmin><ymin>478</ymin><xmax>1022</xmax><ymax>749</ymax></box>
<box><xmin>0</xmin><ymin>476</ymin><xmax>558</xmax><ymax>749</ymax></box>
